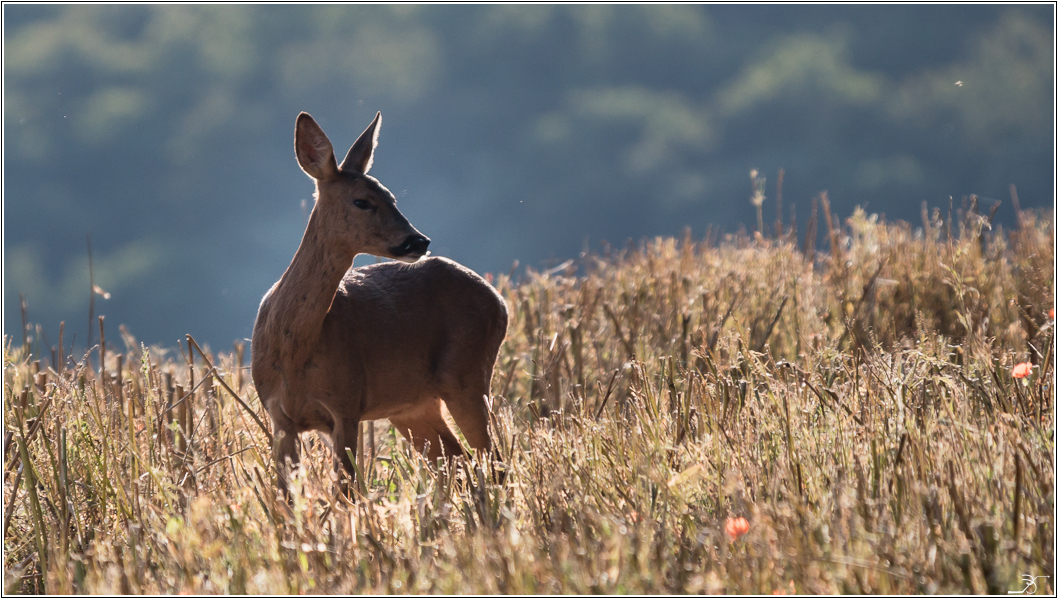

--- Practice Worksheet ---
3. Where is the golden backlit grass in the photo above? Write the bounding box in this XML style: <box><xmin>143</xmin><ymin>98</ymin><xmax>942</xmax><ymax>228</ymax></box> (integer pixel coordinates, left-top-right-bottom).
<box><xmin>3</xmin><ymin>203</ymin><xmax>1054</xmax><ymax>594</ymax></box>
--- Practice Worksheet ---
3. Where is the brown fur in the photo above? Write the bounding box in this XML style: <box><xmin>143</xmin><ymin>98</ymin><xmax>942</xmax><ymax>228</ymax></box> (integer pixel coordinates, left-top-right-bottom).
<box><xmin>251</xmin><ymin>112</ymin><xmax>508</xmax><ymax>491</ymax></box>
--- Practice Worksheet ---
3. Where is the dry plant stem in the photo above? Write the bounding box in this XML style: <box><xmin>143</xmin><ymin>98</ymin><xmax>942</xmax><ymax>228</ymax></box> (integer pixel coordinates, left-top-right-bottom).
<box><xmin>16</xmin><ymin>435</ymin><xmax>47</xmax><ymax>590</ymax></box>
<box><xmin>186</xmin><ymin>334</ymin><xmax>272</xmax><ymax>443</ymax></box>
<box><xmin>708</xmin><ymin>288</ymin><xmax>742</xmax><ymax>351</ymax></box>
<box><xmin>835</xmin><ymin>256</ymin><xmax>889</xmax><ymax>350</ymax></box>
<box><xmin>804</xmin><ymin>196</ymin><xmax>819</xmax><ymax>260</ymax></box>
<box><xmin>1013</xmin><ymin>453</ymin><xmax>1022</xmax><ymax>544</ymax></box>
<box><xmin>753</xmin><ymin>295</ymin><xmax>788</xmax><ymax>353</ymax></box>
<box><xmin>85</xmin><ymin>235</ymin><xmax>95</xmax><ymax>351</ymax></box>
<box><xmin>592</xmin><ymin>368</ymin><xmax>621</xmax><ymax>421</ymax></box>
<box><xmin>774</xmin><ymin>168</ymin><xmax>785</xmax><ymax>238</ymax></box>
<box><xmin>1010</xmin><ymin>184</ymin><xmax>1023</xmax><ymax>228</ymax></box>
<box><xmin>163</xmin><ymin>367</ymin><xmax>215</xmax><ymax>415</ymax></box>
<box><xmin>603</xmin><ymin>303</ymin><xmax>635</xmax><ymax>359</ymax></box>
<box><xmin>98</xmin><ymin>315</ymin><xmax>106</xmax><ymax>379</ymax></box>
<box><xmin>3</xmin><ymin>464</ymin><xmax>24</xmax><ymax>538</ymax></box>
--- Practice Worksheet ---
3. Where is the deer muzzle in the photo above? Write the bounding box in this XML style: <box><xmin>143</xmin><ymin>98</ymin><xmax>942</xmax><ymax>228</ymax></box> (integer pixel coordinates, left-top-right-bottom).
<box><xmin>390</xmin><ymin>234</ymin><xmax>431</xmax><ymax>261</ymax></box>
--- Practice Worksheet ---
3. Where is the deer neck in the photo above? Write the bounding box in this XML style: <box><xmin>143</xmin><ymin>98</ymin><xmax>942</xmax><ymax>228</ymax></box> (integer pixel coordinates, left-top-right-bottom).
<box><xmin>262</xmin><ymin>206</ymin><xmax>356</xmax><ymax>368</ymax></box>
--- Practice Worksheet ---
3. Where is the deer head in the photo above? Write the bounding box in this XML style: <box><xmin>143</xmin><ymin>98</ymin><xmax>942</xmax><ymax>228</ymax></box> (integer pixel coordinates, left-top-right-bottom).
<box><xmin>294</xmin><ymin>111</ymin><xmax>430</xmax><ymax>262</ymax></box>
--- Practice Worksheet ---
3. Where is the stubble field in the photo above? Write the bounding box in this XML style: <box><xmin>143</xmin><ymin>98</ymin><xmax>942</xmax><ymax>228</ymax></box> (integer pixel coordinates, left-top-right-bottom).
<box><xmin>3</xmin><ymin>201</ymin><xmax>1054</xmax><ymax>594</ymax></box>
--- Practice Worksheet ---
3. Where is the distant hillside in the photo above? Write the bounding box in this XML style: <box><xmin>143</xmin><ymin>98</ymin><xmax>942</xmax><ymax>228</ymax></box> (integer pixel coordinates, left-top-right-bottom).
<box><xmin>4</xmin><ymin>5</ymin><xmax>1053</xmax><ymax>348</ymax></box>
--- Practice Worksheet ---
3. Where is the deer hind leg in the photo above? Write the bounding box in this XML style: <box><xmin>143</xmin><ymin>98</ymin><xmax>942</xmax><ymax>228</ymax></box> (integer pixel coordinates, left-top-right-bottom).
<box><xmin>389</xmin><ymin>398</ymin><xmax>464</xmax><ymax>464</ymax></box>
<box><xmin>438</xmin><ymin>370</ymin><xmax>496</xmax><ymax>462</ymax></box>
<box><xmin>444</xmin><ymin>394</ymin><xmax>507</xmax><ymax>484</ymax></box>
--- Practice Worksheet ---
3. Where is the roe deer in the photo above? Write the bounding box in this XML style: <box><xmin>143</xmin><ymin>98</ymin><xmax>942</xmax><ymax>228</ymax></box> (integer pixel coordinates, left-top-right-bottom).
<box><xmin>251</xmin><ymin>112</ymin><xmax>508</xmax><ymax>494</ymax></box>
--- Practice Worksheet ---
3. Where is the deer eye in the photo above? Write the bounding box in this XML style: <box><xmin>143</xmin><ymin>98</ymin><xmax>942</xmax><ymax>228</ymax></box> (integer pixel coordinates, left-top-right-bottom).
<box><xmin>353</xmin><ymin>199</ymin><xmax>374</xmax><ymax>211</ymax></box>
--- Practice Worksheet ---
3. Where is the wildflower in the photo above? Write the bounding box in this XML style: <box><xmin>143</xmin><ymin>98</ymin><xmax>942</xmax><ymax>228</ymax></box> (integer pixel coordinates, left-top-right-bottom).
<box><xmin>1049</xmin><ymin>308</ymin><xmax>1054</xmax><ymax>320</ymax></box>
<box><xmin>724</xmin><ymin>516</ymin><xmax>750</xmax><ymax>541</ymax></box>
<box><xmin>1013</xmin><ymin>362</ymin><xmax>1034</xmax><ymax>379</ymax></box>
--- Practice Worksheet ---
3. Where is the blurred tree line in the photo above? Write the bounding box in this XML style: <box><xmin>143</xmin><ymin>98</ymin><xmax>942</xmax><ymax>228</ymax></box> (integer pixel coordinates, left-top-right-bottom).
<box><xmin>3</xmin><ymin>5</ymin><xmax>1053</xmax><ymax>348</ymax></box>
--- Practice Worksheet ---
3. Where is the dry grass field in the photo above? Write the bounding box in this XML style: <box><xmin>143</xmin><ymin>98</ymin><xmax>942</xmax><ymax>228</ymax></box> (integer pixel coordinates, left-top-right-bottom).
<box><xmin>3</xmin><ymin>200</ymin><xmax>1054</xmax><ymax>594</ymax></box>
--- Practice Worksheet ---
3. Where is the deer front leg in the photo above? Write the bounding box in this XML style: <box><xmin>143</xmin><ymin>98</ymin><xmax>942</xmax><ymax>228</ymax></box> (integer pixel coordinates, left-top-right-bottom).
<box><xmin>330</xmin><ymin>416</ymin><xmax>360</xmax><ymax>495</ymax></box>
<box><xmin>270</xmin><ymin>411</ymin><xmax>301</xmax><ymax>500</ymax></box>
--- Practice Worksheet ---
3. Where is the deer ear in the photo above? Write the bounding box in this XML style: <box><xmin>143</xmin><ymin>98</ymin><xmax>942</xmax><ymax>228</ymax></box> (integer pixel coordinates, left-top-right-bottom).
<box><xmin>339</xmin><ymin>112</ymin><xmax>381</xmax><ymax>174</ymax></box>
<box><xmin>295</xmin><ymin>113</ymin><xmax>338</xmax><ymax>181</ymax></box>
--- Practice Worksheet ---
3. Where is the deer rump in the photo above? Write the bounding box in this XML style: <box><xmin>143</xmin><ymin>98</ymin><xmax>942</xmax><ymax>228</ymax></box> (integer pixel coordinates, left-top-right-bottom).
<box><xmin>325</xmin><ymin>257</ymin><xmax>504</xmax><ymax>421</ymax></box>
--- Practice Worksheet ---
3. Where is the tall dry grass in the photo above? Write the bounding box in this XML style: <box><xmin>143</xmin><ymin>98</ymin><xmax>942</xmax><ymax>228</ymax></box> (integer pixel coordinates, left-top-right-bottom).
<box><xmin>3</xmin><ymin>201</ymin><xmax>1054</xmax><ymax>594</ymax></box>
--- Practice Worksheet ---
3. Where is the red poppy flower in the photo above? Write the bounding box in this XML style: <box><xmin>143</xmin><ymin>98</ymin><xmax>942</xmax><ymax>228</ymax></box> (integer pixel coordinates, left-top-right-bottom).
<box><xmin>725</xmin><ymin>516</ymin><xmax>750</xmax><ymax>540</ymax></box>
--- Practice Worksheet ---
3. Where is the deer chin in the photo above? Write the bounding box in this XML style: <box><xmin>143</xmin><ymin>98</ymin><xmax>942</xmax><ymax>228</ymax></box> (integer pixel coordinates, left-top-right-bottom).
<box><xmin>392</xmin><ymin>250</ymin><xmax>429</xmax><ymax>264</ymax></box>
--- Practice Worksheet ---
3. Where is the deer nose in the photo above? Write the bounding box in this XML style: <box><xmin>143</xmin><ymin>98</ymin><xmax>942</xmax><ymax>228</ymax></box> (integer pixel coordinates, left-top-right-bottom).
<box><xmin>393</xmin><ymin>234</ymin><xmax>430</xmax><ymax>257</ymax></box>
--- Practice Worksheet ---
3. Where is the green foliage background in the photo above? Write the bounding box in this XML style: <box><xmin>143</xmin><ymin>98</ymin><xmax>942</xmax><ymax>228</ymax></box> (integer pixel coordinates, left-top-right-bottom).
<box><xmin>3</xmin><ymin>5</ymin><xmax>1053</xmax><ymax>348</ymax></box>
